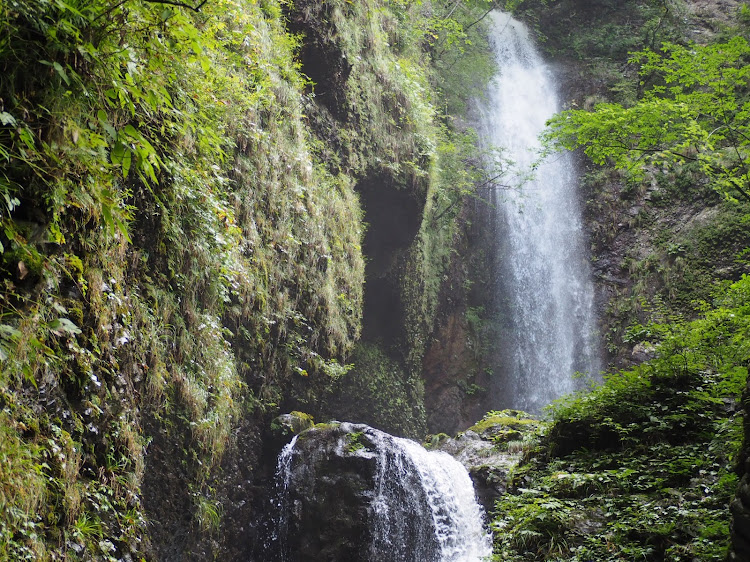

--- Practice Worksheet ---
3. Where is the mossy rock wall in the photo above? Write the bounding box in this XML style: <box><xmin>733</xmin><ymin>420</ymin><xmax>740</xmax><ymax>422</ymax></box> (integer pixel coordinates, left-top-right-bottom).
<box><xmin>0</xmin><ymin>0</ymin><xmax>487</xmax><ymax>558</ymax></box>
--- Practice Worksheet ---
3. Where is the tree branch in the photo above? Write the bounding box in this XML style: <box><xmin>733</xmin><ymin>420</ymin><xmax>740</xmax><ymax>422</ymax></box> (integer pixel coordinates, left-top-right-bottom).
<box><xmin>94</xmin><ymin>0</ymin><xmax>129</xmax><ymax>21</ymax></box>
<box><xmin>463</xmin><ymin>3</ymin><xmax>497</xmax><ymax>35</ymax></box>
<box><xmin>143</xmin><ymin>0</ymin><xmax>208</xmax><ymax>12</ymax></box>
<box><xmin>431</xmin><ymin>170</ymin><xmax>513</xmax><ymax>224</ymax></box>
<box><xmin>436</xmin><ymin>3</ymin><xmax>497</xmax><ymax>58</ymax></box>
<box><xmin>97</xmin><ymin>0</ymin><xmax>208</xmax><ymax>20</ymax></box>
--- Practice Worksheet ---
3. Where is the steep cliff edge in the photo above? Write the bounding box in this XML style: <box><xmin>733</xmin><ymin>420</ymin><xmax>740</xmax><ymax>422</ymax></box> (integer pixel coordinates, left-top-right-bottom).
<box><xmin>0</xmin><ymin>0</ymin><xmax>492</xmax><ymax>559</ymax></box>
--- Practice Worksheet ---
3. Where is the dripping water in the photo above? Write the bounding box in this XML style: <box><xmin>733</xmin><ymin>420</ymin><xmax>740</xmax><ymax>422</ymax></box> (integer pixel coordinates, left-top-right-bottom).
<box><xmin>480</xmin><ymin>12</ymin><xmax>600</xmax><ymax>413</ymax></box>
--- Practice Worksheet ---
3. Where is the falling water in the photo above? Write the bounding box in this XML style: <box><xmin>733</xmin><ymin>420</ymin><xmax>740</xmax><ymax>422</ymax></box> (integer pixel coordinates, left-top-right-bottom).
<box><xmin>269</xmin><ymin>435</ymin><xmax>298</xmax><ymax>561</ymax></box>
<box><xmin>481</xmin><ymin>12</ymin><xmax>600</xmax><ymax>413</ymax></box>
<box><xmin>369</xmin><ymin>431</ymin><xmax>492</xmax><ymax>561</ymax></box>
<box><xmin>271</xmin><ymin>424</ymin><xmax>492</xmax><ymax>561</ymax></box>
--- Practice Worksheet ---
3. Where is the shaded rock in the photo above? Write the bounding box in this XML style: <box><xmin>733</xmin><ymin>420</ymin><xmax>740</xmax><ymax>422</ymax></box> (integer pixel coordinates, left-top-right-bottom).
<box><xmin>469</xmin><ymin>464</ymin><xmax>510</xmax><ymax>509</ymax></box>
<box><xmin>631</xmin><ymin>342</ymin><xmax>656</xmax><ymax>363</ymax></box>
<box><xmin>429</xmin><ymin>410</ymin><xmax>541</xmax><ymax>511</ymax></box>
<box><xmin>269</xmin><ymin>411</ymin><xmax>315</xmax><ymax>450</ymax></box>
<box><xmin>272</xmin><ymin>422</ymin><xmax>440</xmax><ymax>562</ymax></box>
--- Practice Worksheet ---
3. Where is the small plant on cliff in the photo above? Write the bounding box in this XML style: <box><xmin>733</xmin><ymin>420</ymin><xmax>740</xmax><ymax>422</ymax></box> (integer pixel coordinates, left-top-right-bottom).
<box><xmin>345</xmin><ymin>431</ymin><xmax>366</xmax><ymax>453</ymax></box>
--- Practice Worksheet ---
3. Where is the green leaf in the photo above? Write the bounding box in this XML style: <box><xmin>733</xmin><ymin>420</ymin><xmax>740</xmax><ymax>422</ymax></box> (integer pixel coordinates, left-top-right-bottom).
<box><xmin>0</xmin><ymin>112</ymin><xmax>17</xmax><ymax>126</ymax></box>
<box><xmin>17</xmin><ymin>127</ymin><xmax>35</xmax><ymax>149</ymax></box>
<box><xmin>101</xmin><ymin>203</ymin><xmax>114</xmax><ymax>231</ymax></box>
<box><xmin>52</xmin><ymin>61</ymin><xmax>70</xmax><ymax>85</ymax></box>
<box><xmin>97</xmin><ymin>110</ymin><xmax>117</xmax><ymax>138</ymax></box>
<box><xmin>122</xmin><ymin>150</ymin><xmax>132</xmax><ymax>178</ymax></box>
<box><xmin>111</xmin><ymin>141</ymin><xmax>126</xmax><ymax>165</ymax></box>
<box><xmin>123</xmin><ymin>124</ymin><xmax>139</xmax><ymax>138</ymax></box>
<box><xmin>49</xmin><ymin>318</ymin><xmax>82</xmax><ymax>336</ymax></box>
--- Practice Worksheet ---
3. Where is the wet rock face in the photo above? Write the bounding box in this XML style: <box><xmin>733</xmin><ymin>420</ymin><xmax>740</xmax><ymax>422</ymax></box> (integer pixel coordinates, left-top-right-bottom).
<box><xmin>275</xmin><ymin>423</ymin><xmax>438</xmax><ymax>562</ymax></box>
<box><xmin>429</xmin><ymin>410</ymin><xmax>540</xmax><ymax>512</ymax></box>
<box><xmin>283</xmin><ymin>430</ymin><xmax>374</xmax><ymax>561</ymax></box>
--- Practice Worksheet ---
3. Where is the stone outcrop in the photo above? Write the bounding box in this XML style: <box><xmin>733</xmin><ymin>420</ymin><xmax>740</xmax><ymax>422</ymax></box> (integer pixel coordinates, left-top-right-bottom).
<box><xmin>269</xmin><ymin>422</ymin><xmax>441</xmax><ymax>561</ymax></box>
<box><xmin>429</xmin><ymin>410</ymin><xmax>540</xmax><ymax>512</ymax></box>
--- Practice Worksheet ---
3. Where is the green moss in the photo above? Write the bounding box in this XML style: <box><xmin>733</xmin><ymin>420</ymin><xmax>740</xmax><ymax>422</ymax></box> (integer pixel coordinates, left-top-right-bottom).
<box><xmin>345</xmin><ymin>431</ymin><xmax>366</xmax><ymax>453</ymax></box>
<box><xmin>0</xmin><ymin>0</ymin><xmax>500</xmax><ymax>556</ymax></box>
<box><xmin>423</xmin><ymin>432</ymin><xmax>451</xmax><ymax>449</ymax></box>
<box><xmin>469</xmin><ymin>410</ymin><xmax>539</xmax><ymax>434</ymax></box>
<box><xmin>325</xmin><ymin>341</ymin><xmax>426</xmax><ymax>437</ymax></box>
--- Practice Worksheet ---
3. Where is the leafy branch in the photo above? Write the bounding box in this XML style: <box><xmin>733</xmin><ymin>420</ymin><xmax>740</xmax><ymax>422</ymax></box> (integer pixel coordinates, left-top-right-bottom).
<box><xmin>544</xmin><ymin>37</ymin><xmax>750</xmax><ymax>203</ymax></box>
<box><xmin>143</xmin><ymin>0</ymin><xmax>209</xmax><ymax>12</ymax></box>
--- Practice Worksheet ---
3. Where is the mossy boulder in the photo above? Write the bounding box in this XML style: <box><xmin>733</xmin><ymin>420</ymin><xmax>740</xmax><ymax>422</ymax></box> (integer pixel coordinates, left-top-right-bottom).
<box><xmin>271</xmin><ymin>411</ymin><xmax>315</xmax><ymax>440</ymax></box>
<box><xmin>433</xmin><ymin>410</ymin><xmax>543</xmax><ymax>511</ymax></box>
<box><xmin>467</xmin><ymin>409</ymin><xmax>540</xmax><ymax>445</ymax></box>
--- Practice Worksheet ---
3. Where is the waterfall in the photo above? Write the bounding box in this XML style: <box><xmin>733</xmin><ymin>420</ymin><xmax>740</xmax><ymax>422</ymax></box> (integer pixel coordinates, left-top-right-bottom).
<box><xmin>270</xmin><ymin>424</ymin><xmax>491</xmax><ymax>562</ymax></box>
<box><xmin>369</xmin><ymin>432</ymin><xmax>492</xmax><ymax>561</ymax></box>
<box><xmin>269</xmin><ymin>435</ymin><xmax>298</xmax><ymax>561</ymax></box>
<box><xmin>481</xmin><ymin>12</ymin><xmax>600</xmax><ymax>413</ymax></box>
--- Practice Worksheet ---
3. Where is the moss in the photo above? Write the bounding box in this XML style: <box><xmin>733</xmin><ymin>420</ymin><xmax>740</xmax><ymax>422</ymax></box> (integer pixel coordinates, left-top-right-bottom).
<box><xmin>423</xmin><ymin>432</ymin><xmax>451</xmax><ymax>449</ymax></box>
<box><xmin>344</xmin><ymin>431</ymin><xmax>366</xmax><ymax>453</ymax></box>
<box><xmin>0</xmin><ymin>0</ymin><xmax>498</xmax><ymax>557</ymax></box>
<box><xmin>325</xmin><ymin>341</ymin><xmax>426</xmax><ymax>437</ymax></box>
<box><xmin>469</xmin><ymin>409</ymin><xmax>539</xmax><ymax>434</ymax></box>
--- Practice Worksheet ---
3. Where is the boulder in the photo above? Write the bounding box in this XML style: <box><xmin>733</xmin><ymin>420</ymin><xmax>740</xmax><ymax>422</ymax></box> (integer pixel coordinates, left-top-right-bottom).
<box><xmin>271</xmin><ymin>422</ymin><xmax>440</xmax><ymax>562</ymax></box>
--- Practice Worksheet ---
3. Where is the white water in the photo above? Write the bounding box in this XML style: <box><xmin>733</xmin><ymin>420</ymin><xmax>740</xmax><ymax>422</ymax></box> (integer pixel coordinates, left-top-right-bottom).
<box><xmin>269</xmin><ymin>435</ymin><xmax>298</xmax><ymax>561</ymax></box>
<box><xmin>369</xmin><ymin>430</ymin><xmax>492</xmax><ymax>562</ymax></box>
<box><xmin>272</xmin><ymin>426</ymin><xmax>491</xmax><ymax>562</ymax></box>
<box><xmin>481</xmin><ymin>12</ymin><xmax>600</xmax><ymax>413</ymax></box>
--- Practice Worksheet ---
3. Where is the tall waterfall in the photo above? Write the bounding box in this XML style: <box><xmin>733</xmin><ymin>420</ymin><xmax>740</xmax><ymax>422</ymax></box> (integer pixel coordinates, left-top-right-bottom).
<box><xmin>269</xmin><ymin>424</ymin><xmax>491</xmax><ymax>562</ymax></box>
<box><xmin>481</xmin><ymin>12</ymin><xmax>600</xmax><ymax>413</ymax></box>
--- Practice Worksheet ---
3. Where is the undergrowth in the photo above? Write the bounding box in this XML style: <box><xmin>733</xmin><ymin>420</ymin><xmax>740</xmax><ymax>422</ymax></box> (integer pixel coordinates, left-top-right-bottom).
<box><xmin>0</xmin><ymin>0</ymin><xmax>367</xmax><ymax>558</ymax></box>
<box><xmin>492</xmin><ymin>275</ymin><xmax>750</xmax><ymax>561</ymax></box>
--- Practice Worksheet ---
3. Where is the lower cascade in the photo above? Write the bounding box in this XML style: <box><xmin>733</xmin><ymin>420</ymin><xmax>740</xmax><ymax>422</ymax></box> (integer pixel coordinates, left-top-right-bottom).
<box><xmin>268</xmin><ymin>423</ymin><xmax>492</xmax><ymax>561</ymax></box>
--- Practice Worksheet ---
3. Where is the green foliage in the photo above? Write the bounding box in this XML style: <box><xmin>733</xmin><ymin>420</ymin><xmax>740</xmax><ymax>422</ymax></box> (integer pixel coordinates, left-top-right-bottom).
<box><xmin>344</xmin><ymin>430</ymin><xmax>366</xmax><ymax>453</ymax></box>
<box><xmin>0</xmin><ymin>409</ymin><xmax>47</xmax><ymax>559</ymax></box>
<box><xmin>0</xmin><ymin>0</ymin><xmax>497</xmax><ymax>556</ymax></box>
<box><xmin>491</xmin><ymin>275</ymin><xmax>750</xmax><ymax>560</ymax></box>
<box><xmin>195</xmin><ymin>495</ymin><xmax>223</xmax><ymax>534</ymax></box>
<box><xmin>325</xmin><ymin>341</ymin><xmax>427</xmax><ymax>437</ymax></box>
<box><xmin>546</xmin><ymin>38</ymin><xmax>750</xmax><ymax>203</ymax></box>
<box><xmin>0</xmin><ymin>0</ymin><xmax>370</xmax><ymax>556</ymax></box>
<box><xmin>426</xmin><ymin>0</ymin><xmax>497</xmax><ymax>114</ymax></box>
<box><xmin>469</xmin><ymin>409</ymin><xmax>542</xmax><ymax>450</ymax></box>
<box><xmin>518</xmin><ymin>0</ymin><xmax>684</xmax><ymax>57</ymax></box>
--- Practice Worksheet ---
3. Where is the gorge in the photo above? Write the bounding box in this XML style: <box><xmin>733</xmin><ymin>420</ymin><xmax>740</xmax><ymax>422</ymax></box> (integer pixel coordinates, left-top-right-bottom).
<box><xmin>264</xmin><ymin>11</ymin><xmax>602</xmax><ymax>559</ymax></box>
<box><xmin>0</xmin><ymin>0</ymin><xmax>748</xmax><ymax>561</ymax></box>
